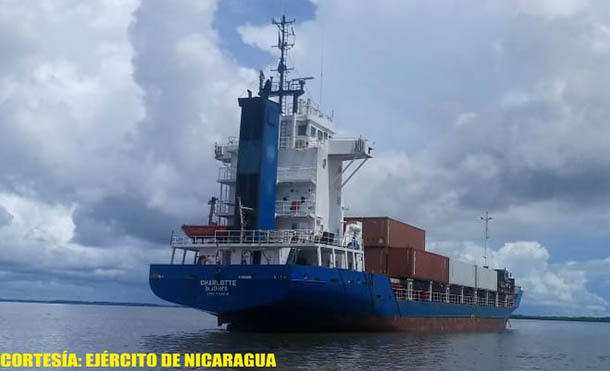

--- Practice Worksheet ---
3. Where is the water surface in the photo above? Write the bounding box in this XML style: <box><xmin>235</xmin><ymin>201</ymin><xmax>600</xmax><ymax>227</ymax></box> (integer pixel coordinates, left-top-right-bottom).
<box><xmin>1</xmin><ymin>302</ymin><xmax>609</xmax><ymax>370</ymax></box>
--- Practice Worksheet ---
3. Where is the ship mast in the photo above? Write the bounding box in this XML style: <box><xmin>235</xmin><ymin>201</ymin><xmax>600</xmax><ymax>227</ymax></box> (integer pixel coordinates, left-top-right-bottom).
<box><xmin>259</xmin><ymin>15</ymin><xmax>312</xmax><ymax>114</ymax></box>
<box><xmin>481</xmin><ymin>211</ymin><xmax>492</xmax><ymax>268</ymax></box>
<box><xmin>274</xmin><ymin>15</ymin><xmax>292</xmax><ymax>112</ymax></box>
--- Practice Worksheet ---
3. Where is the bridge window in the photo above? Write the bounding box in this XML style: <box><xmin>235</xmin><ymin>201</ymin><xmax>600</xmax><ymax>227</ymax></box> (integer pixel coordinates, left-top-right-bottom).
<box><xmin>297</xmin><ymin>124</ymin><xmax>307</xmax><ymax>136</ymax></box>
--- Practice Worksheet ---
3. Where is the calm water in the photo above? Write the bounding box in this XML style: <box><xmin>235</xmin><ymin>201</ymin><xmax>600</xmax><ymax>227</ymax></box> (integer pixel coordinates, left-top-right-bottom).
<box><xmin>1</xmin><ymin>302</ymin><xmax>609</xmax><ymax>370</ymax></box>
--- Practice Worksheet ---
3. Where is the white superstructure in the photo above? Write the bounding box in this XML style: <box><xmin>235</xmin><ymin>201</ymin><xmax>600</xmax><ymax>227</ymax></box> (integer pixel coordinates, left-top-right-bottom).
<box><xmin>169</xmin><ymin>17</ymin><xmax>372</xmax><ymax>272</ymax></box>
<box><xmin>173</xmin><ymin>98</ymin><xmax>372</xmax><ymax>271</ymax></box>
<box><xmin>216</xmin><ymin>99</ymin><xmax>372</xmax><ymax>237</ymax></box>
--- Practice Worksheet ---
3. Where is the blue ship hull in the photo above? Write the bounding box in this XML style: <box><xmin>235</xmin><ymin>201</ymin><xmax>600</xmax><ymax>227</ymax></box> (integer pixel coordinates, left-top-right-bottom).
<box><xmin>149</xmin><ymin>264</ymin><xmax>521</xmax><ymax>332</ymax></box>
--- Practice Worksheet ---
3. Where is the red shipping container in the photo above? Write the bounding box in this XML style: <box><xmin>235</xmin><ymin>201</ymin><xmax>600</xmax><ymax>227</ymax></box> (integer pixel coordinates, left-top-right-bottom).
<box><xmin>345</xmin><ymin>217</ymin><xmax>425</xmax><ymax>250</ymax></box>
<box><xmin>387</xmin><ymin>248</ymin><xmax>449</xmax><ymax>283</ymax></box>
<box><xmin>364</xmin><ymin>246</ymin><xmax>388</xmax><ymax>274</ymax></box>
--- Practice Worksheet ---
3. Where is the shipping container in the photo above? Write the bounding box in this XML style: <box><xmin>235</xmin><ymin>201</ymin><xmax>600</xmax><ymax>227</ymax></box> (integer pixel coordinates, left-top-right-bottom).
<box><xmin>495</xmin><ymin>269</ymin><xmax>515</xmax><ymax>294</ymax></box>
<box><xmin>476</xmin><ymin>266</ymin><xmax>498</xmax><ymax>291</ymax></box>
<box><xmin>345</xmin><ymin>217</ymin><xmax>425</xmax><ymax>250</ymax></box>
<box><xmin>385</xmin><ymin>248</ymin><xmax>449</xmax><ymax>283</ymax></box>
<box><xmin>364</xmin><ymin>246</ymin><xmax>388</xmax><ymax>274</ymax></box>
<box><xmin>449</xmin><ymin>260</ymin><xmax>477</xmax><ymax>287</ymax></box>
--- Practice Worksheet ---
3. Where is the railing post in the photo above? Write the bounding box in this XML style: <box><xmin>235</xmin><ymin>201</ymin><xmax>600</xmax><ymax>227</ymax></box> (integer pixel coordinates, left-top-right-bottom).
<box><xmin>445</xmin><ymin>285</ymin><xmax>450</xmax><ymax>303</ymax></box>
<box><xmin>485</xmin><ymin>291</ymin><xmax>489</xmax><ymax>306</ymax></box>
<box><xmin>474</xmin><ymin>289</ymin><xmax>478</xmax><ymax>306</ymax></box>
<box><xmin>460</xmin><ymin>286</ymin><xmax>464</xmax><ymax>304</ymax></box>
<box><xmin>428</xmin><ymin>281</ymin><xmax>433</xmax><ymax>302</ymax></box>
<box><xmin>317</xmin><ymin>246</ymin><xmax>322</xmax><ymax>267</ymax></box>
<box><xmin>407</xmin><ymin>279</ymin><xmax>413</xmax><ymax>300</ymax></box>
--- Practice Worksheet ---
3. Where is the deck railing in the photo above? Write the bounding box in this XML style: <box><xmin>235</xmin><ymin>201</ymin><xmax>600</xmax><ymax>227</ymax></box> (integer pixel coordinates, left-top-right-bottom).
<box><xmin>392</xmin><ymin>286</ymin><xmax>515</xmax><ymax>308</ymax></box>
<box><xmin>171</xmin><ymin>229</ymin><xmax>347</xmax><ymax>248</ymax></box>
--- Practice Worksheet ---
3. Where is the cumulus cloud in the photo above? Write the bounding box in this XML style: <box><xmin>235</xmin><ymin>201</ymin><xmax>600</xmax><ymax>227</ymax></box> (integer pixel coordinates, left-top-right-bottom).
<box><xmin>0</xmin><ymin>0</ymin><xmax>153</xmax><ymax>300</ymax></box>
<box><xmin>1</xmin><ymin>0</ymin><xmax>609</xmax><ymax>314</ymax></box>
<box><xmin>0</xmin><ymin>192</ymin><xmax>169</xmax><ymax>300</ymax></box>
<box><xmin>0</xmin><ymin>0</ymin><xmax>143</xmax><ymax>201</ymax></box>
<box><xmin>0</xmin><ymin>204</ymin><xmax>13</xmax><ymax>227</ymax></box>
<box><xmin>0</xmin><ymin>0</ymin><xmax>256</xmax><ymax>302</ymax></box>
<box><xmin>243</xmin><ymin>1</ymin><xmax>610</xmax><ymax>237</ymax></box>
<box><xmin>430</xmin><ymin>240</ymin><xmax>608</xmax><ymax>315</ymax></box>
<box><xmin>516</xmin><ymin>0</ymin><xmax>591</xmax><ymax>19</ymax></box>
<box><xmin>127</xmin><ymin>0</ymin><xmax>257</xmax><ymax>217</ymax></box>
<box><xmin>239</xmin><ymin>0</ymin><xmax>610</xmax><ymax>313</ymax></box>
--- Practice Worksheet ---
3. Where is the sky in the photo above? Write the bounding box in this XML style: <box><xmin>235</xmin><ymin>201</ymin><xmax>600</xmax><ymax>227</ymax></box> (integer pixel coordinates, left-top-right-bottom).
<box><xmin>1</xmin><ymin>0</ymin><xmax>610</xmax><ymax>316</ymax></box>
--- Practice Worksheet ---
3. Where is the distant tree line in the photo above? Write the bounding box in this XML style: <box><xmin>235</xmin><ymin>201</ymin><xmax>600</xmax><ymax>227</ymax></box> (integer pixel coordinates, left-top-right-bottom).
<box><xmin>511</xmin><ymin>314</ymin><xmax>610</xmax><ymax>323</ymax></box>
<box><xmin>0</xmin><ymin>298</ymin><xmax>180</xmax><ymax>308</ymax></box>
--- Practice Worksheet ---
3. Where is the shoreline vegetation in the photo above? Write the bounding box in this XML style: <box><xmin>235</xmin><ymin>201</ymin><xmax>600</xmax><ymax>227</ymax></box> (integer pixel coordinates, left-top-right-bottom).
<box><xmin>510</xmin><ymin>314</ymin><xmax>610</xmax><ymax>323</ymax></box>
<box><xmin>2</xmin><ymin>299</ymin><xmax>609</xmax><ymax>323</ymax></box>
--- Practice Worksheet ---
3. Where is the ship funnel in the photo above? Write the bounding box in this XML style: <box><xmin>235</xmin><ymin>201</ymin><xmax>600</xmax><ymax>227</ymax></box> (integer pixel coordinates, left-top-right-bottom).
<box><xmin>233</xmin><ymin>97</ymin><xmax>280</xmax><ymax>230</ymax></box>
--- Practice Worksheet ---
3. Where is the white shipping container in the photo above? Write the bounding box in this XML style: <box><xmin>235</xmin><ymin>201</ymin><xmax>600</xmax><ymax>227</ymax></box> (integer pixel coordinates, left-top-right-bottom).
<box><xmin>476</xmin><ymin>266</ymin><xmax>498</xmax><ymax>291</ymax></box>
<box><xmin>449</xmin><ymin>260</ymin><xmax>476</xmax><ymax>287</ymax></box>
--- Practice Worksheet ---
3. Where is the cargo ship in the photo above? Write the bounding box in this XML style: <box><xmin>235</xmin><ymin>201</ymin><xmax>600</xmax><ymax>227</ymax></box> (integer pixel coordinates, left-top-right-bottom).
<box><xmin>149</xmin><ymin>16</ymin><xmax>522</xmax><ymax>332</ymax></box>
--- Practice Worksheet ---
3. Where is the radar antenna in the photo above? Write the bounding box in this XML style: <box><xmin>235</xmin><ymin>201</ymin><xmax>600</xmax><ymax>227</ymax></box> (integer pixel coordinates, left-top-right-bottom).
<box><xmin>257</xmin><ymin>15</ymin><xmax>313</xmax><ymax>114</ymax></box>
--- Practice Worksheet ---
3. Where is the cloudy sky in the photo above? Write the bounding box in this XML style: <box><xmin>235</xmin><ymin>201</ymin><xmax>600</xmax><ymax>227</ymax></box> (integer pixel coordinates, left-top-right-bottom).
<box><xmin>1</xmin><ymin>0</ymin><xmax>610</xmax><ymax>316</ymax></box>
